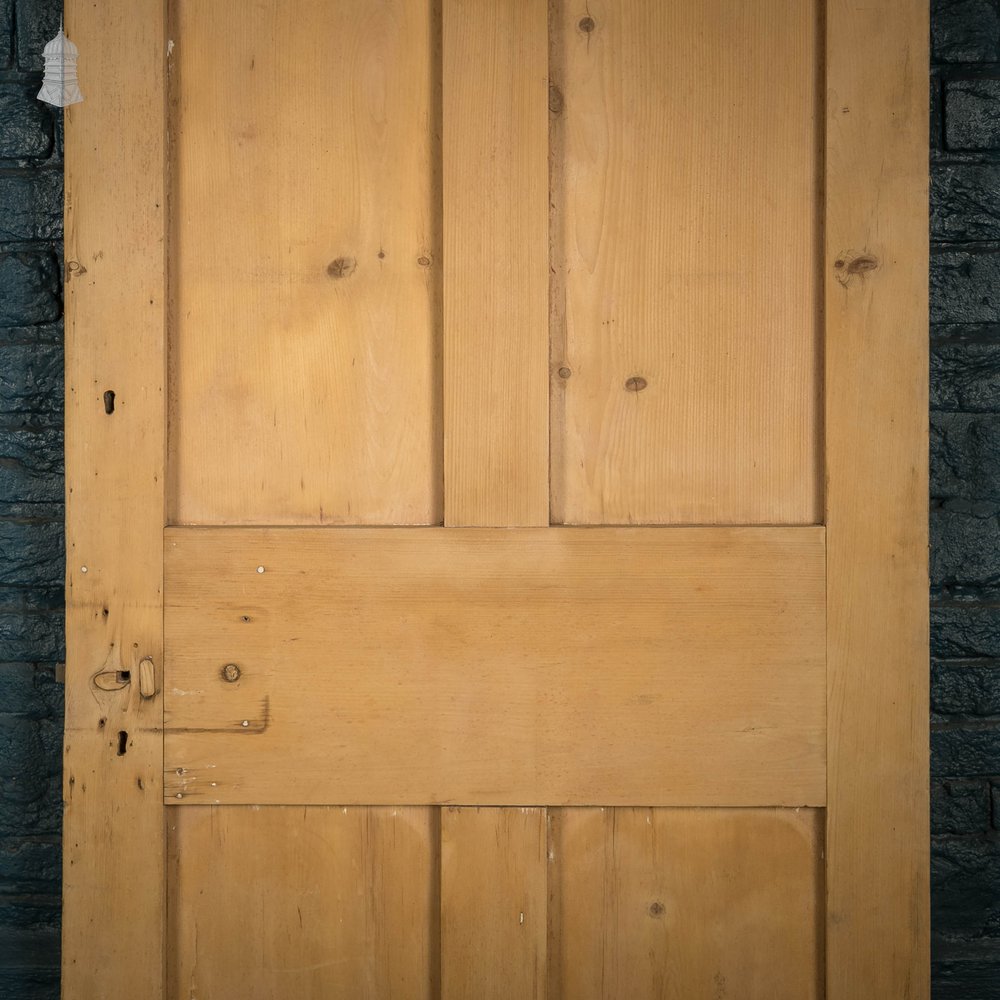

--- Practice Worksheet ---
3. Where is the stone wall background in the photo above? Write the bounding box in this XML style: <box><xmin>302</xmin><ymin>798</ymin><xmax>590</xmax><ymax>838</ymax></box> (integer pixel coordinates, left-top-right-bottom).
<box><xmin>1</xmin><ymin>1</ymin><xmax>999</xmax><ymax>996</ymax></box>
<box><xmin>931</xmin><ymin>1</ymin><xmax>1000</xmax><ymax>996</ymax></box>
<box><xmin>0</xmin><ymin>1</ymin><xmax>65</xmax><ymax>998</ymax></box>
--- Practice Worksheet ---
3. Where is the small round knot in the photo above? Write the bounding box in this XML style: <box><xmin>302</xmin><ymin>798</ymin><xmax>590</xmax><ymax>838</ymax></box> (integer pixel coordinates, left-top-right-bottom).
<box><xmin>557</xmin><ymin>366</ymin><xmax>572</xmax><ymax>379</ymax></box>
<box><xmin>625</xmin><ymin>376</ymin><xmax>648</xmax><ymax>392</ymax></box>
<box><xmin>648</xmin><ymin>901</ymin><xmax>665</xmax><ymax>918</ymax></box>
<box><xmin>417</xmin><ymin>255</ymin><xmax>433</xmax><ymax>268</ymax></box>
<box><xmin>579</xmin><ymin>15</ymin><xmax>596</xmax><ymax>32</ymax></box>
<box><xmin>222</xmin><ymin>663</ymin><xmax>241</xmax><ymax>683</ymax></box>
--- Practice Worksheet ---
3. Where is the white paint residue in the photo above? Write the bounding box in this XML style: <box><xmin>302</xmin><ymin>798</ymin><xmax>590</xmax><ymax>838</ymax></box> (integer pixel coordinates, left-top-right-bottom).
<box><xmin>167</xmin><ymin>39</ymin><xmax>175</xmax><ymax>57</ymax></box>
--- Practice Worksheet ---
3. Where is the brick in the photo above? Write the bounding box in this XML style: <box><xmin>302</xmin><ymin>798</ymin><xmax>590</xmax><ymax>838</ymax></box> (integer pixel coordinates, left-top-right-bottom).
<box><xmin>932</xmin><ymin>780</ymin><xmax>992</xmax><ymax>834</ymax></box>
<box><xmin>14</xmin><ymin>0</ymin><xmax>61</xmax><ymax>73</ymax></box>
<box><xmin>0</xmin><ymin>429</ymin><xmax>62</xmax><ymax>504</ymax></box>
<box><xmin>932</xmin><ymin>414</ymin><xmax>1000</xmax><ymax>501</ymax></box>
<box><xmin>0</xmin><ymin>88</ymin><xmax>53</xmax><ymax>161</ymax></box>
<box><xmin>0</xmin><ymin>170</ymin><xmax>62</xmax><ymax>241</ymax></box>
<box><xmin>931</xmin><ymin>502</ymin><xmax>1000</xmax><ymax>598</ymax></box>
<box><xmin>933</xmin><ymin>605</ymin><xmax>1000</xmax><ymax>659</ymax></box>
<box><xmin>946</xmin><ymin>78</ymin><xmax>1000</xmax><ymax>151</ymax></box>
<box><xmin>0</xmin><ymin>715</ymin><xmax>51</xmax><ymax>805</ymax></box>
<box><xmin>932</xmin><ymin>959</ymin><xmax>1000</xmax><ymax>1000</ymax></box>
<box><xmin>0</xmin><ymin>926</ymin><xmax>60</xmax><ymax>974</ymax></box>
<box><xmin>0</xmin><ymin>520</ymin><xmax>62</xmax><ymax>587</ymax></box>
<box><xmin>0</xmin><ymin>253</ymin><xmax>59</xmax><ymax>328</ymax></box>
<box><xmin>0</xmin><ymin>839</ymin><xmax>59</xmax><ymax>893</ymax></box>
<box><xmin>0</xmin><ymin>774</ymin><xmax>58</xmax><ymax>837</ymax></box>
<box><xmin>0</xmin><ymin>663</ymin><xmax>61</xmax><ymax>719</ymax></box>
<box><xmin>0</xmin><ymin>897</ymin><xmax>58</xmax><ymax>935</ymax></box>
<box><xmin>0</xmin><ymin>322</ymin><xmax>62</xmax><ymax>349</ymax></box>
<box><xmin>932</xmin><ymin>343</ymin><xmax>1000</xmax><ymax>412</ymax></box>
<box><xmin>0</xmin><ymin>970</ymin><xmax>60</xmax><ymax>1000</ymax></box>
<box><xmin>932</xmin><ymin>836</ymin><xmax>1000</xmax><ymax>940</ymax></box>
<box><xmin>933</xmin><ymin>164</ymin><xmax>1000</xmax><ymax>242</ymax></box>
<box><xmin>0</xmin><ymin>588</ymin><xmax>63</xmax><ymax>663</ymax></box>
<box><xmin>0</xmin><ymin>342</ymin><xmax>62</xmax><ymax>420</ymax></box>
<box><xmin>933</xmin><ymin>0</ymin><xmax>1000</xmax><ymax>63</ymax></box>
<box><xmin>932</xmin><ymin>250</ymin><xmax>1000</xmax><ymax>325</ymax></box>
<box><xmin>933</xmin><ymin>726</ymin><xmax>1000</xmax><ymax>776</ymax></box>
<box><xmin>933</xmin><ymin>75</ymin><xmax>945</xmax><ymax>153</ymax></box>
<box><xmin>932</xmin><ymin>659</ymin><xmax>1000</xmax><ymax>717</ymax></box>
<box><xmin>0</xmin><ymin>0</ymin><xmax>13</xmax><ymax>70</ymax></box>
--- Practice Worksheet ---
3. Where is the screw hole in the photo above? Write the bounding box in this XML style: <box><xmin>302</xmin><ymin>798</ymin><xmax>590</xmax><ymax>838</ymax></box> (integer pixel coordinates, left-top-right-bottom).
<box><xmin>117</xmin><ymin>731</ymin><xmax>128</xmax><ymax>756</ymax></box>
<box><xmin>103</xmin><ymin>390</ymin><xmax>116</xmax><ymax>414</ymax></box>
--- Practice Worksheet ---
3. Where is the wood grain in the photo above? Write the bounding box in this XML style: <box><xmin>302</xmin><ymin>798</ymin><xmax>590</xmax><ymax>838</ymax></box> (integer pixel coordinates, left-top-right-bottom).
<box><xmin>163</xmin><ymin>526</ymin><xmax>826</xmax><ymax>806</ymax></box>
<box><xmin>62</xmin><ymin>1</ymin><xmax>166</xmax><ymax>997</ymax></box>
<box><xmin>550</xmin><ymin>808</ymin><xmax>824</xmax><ymax>999</ymax></box>
<box><xmin>167</xmin><ymin>806</ymin><xmax>437</xmax><ymax>999</ymax></box>
<box><xmin>442</xmin><ymin>0</ymin><xmax>549</xmax><ymax>526</ymax></box>
<box><xmin>169</xmin><ymin>0</ymin><xmax>440</xmax><ymax>525</ymax></box>
<box><xmin>824</xmin><ymin>0</ymin><xmax>930</xmax><ymax>996</ymax></box>
<box><xmin>441</xmin><ymin>808</ymin><xmax>547</xmax><ymax>1000</ymax></box>
<box><xmin>550</xmin><ymin>0</ymin><xmax>821</xmax><ymax>525</ymax></box>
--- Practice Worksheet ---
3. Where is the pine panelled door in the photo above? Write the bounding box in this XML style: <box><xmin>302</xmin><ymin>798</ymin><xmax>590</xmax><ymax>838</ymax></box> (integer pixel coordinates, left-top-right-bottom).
<box><xmin>61</xmin><ymin>1</ymin><xmax>928</xmax><ymax>997</ymax></box>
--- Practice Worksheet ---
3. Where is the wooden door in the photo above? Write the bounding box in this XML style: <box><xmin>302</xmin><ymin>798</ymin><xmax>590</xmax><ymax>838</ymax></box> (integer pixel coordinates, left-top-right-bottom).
<box><xmin>61</xmin><ymin>1</ymin><xmax>929</xmax><ymax>997</ymax></box>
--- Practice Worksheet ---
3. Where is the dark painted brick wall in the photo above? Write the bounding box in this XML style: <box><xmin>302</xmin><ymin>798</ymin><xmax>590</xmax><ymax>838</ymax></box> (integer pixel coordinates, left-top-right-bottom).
<box><xmin>0</xmin><ymin>0</ymin><xmax>63</xmax><ymax>997</ymax></box>
<box><xmin>932</xmin><ymin>1</ymin><xmax>1000</xmax><ymax>997</ymax></box>
<box><xmin>0</xmin><ymin>1</ymin><xmax>998</xmax><ymax>998</ymax></box>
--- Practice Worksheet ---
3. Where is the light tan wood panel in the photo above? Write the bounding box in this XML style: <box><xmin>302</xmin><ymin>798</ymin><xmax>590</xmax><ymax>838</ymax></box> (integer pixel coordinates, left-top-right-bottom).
<box><xmin>169</xmin><ymin>0</ymin><xmax>440</xmax><ymax>525</ymax></box>
<box><xmin>825</xmin><ymin>0</ymin><xmax>930</xmax><ymax>996</ymax></box>
<box><xmin>550</xmin><ymin>0</ymin><xmax>821</xmax><ymax>525</ymax></box>
<box><xmin>442</xmin><ymin>0</ymin><xmax>549</xmax><ymax>526</ymax></box>
<box><xmin>167</xmin><ymin>806</ymin><xmax>437</xmax><ymax>999</ymax></box>
<box><xmin>441</xmin><ymin>808</ymin><xmax>547</xmax><ymax>1000</ymax></box>
<box><xmin>550</xmin><ymin>808</ymin><xmax>823</xmax><ymax>999</ymax></box>
<box><xmin>164</xmin><ymin>526</ymin><xmax>825</xmax><ymax>805</ymax></box>
<box><xmin>62</xmin><ymin>1</ymin><xmax>166</xmax><ymax>997</ymax></box>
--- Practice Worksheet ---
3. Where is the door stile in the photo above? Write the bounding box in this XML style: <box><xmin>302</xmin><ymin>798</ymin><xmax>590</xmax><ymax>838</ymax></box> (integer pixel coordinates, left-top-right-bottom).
<box><xmin>825</xmin><ymin>0</ymin><xmax>930</xmax><ymax>996</ymax></box>
<box><xmin>441</xmin><ymin>0</ymin><xmax>550</xmax><ymax>991</ymax></box>
<box><xmin>62</xmin><ymin>1</ymin><xmax>168</xmax><ymax>997</ymax></box>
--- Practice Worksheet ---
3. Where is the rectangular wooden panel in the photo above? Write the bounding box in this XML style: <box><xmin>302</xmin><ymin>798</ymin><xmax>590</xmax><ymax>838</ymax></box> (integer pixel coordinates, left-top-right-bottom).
<box><xmin>550</xmin><ymin>808</ymin><xmax>824</xmax><ymax>999</ymax></box>
<box><xmin>442</xmin><ymin>0</ymin><xmax>549</xmax><ymax>526</ymax></box>
<box><xmin>441</xmin><ymin>808</ymin><xmax>547</xmax><ymax>1000</ymax></box>
<box><xmin>164</xmin><ymin>526</ymin><xmax>825</xmax><ymax>805</ymax></box>
<box><xmin>169</xmin><ymin>0</ymin><xmax>440</xmax><ymax>525</ymax></box>
<box><xmin>550</xmin><ymin>0</ymin><xmax>821</xmax><ymax>525</ymax></box>
<box><xmin>825</xmin><ymin>0</ymin><xmax>930</xmax><ymax>996</ymax></box>
<box><xmin>62</xmin><ymin>1</ymin><xmax>166</xmax><ymax>998</ymax></box>
<box><xmin>167</xmin><ymin>806</ymin><xmax>437</xmax><ymax>999</ymax></box>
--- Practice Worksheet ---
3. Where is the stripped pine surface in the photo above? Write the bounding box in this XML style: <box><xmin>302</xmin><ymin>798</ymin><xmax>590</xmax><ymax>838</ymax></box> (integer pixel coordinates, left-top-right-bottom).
<box><xmin>63</xmin><ymin>0</ymin><xmax>929</xmax><ymax>995</ymax></box>
<box><xmin>167</xmin><ymin>806</ymin><xmax>438</xmax><ymax>999</ymax></box>
<box><xmin>163</xmin><ymin>526</ymin><xmax>826</xmax><ymax>806</ymax></box>
<box><xmin>62</xmin><ymin>1</ymin><xmax>166</xmax><ymax>997</ymax></box>
<box><xmin>441</xmin><ymin>808</ymin><xmax>548</xmax><ymax>1000</ymax></box>
<box><xmin>550</xmin><ymin>0</ymin><xmax>821</xmax><ymax>525</ymax></box>
<box><xmin>824</xmin><ymin>0</ymin><xmax>930</xmax><ymax>996</ymax></box>
<box><xmin>442</xmin><ymin>0</ymin><xmax>549</xmax><ymax>526</ymax></box>
<box><xmin>169</xmin><ymin>0</ymin><xmax>441</xmax><ymax>526</ymax></box>
<box><xmin>550</xmin><ymin>807</ymin><xmax>824</xmax><ymax>999</ymax></box>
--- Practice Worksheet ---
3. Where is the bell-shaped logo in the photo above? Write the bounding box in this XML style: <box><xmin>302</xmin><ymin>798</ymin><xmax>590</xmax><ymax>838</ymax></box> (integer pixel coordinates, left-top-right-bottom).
<box><xmin>37</xmin><ymin>22</ymin><xmax>83</xmax><ymax>108</ymax></box>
